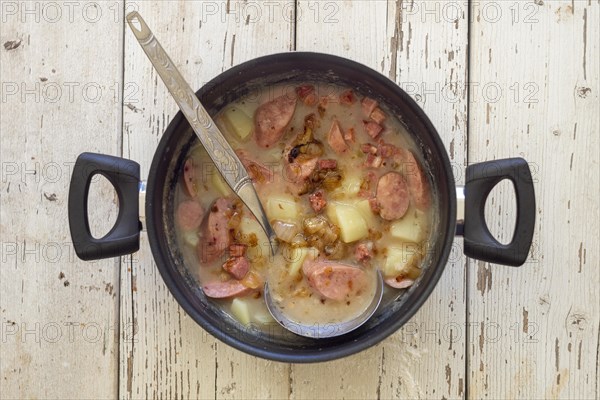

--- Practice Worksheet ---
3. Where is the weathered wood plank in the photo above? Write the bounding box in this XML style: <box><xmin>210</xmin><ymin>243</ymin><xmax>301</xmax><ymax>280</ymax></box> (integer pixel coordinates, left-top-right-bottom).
<box><xmin>468</xmin><ymin>1</ymin><xmax>599</xmax><ymax>399</ymax></box>
<box><xmin>119</xmin><ymin>2</ymin><xmax>294</xmax><ymax>398</ymax></box>
<box><xmin>292</xmin><ymin>1</ymin><xmax>469</xmax><ymax>398</ymax></box>
<box><xmin>0</xmin><ymin>1</ymin><xmax>124</xmax><ymax>398</ymax></box>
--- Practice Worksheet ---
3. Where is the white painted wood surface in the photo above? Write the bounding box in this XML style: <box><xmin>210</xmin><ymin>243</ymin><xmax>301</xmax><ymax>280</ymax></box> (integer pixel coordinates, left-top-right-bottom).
<box><xmin>0</xmin><ymin>1</ymin><xmax>124</xmax><ymax>398</ymax></box>
<box><xmin>468</xmin><ymin>1</ymin><xmax>599</xmax><ymax>399</ymax></box>
<box><xmin>0</xmin><ymin>1</ymin><xmax>598</xmax><ymax>399</ymax></box>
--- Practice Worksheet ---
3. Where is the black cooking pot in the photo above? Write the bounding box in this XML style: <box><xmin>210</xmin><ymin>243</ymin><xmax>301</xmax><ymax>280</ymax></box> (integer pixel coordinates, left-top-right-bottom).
<box><xmin>68</xmin><ymin>52</ymin><xmax>535</xmax><ymax>363</ymax></box>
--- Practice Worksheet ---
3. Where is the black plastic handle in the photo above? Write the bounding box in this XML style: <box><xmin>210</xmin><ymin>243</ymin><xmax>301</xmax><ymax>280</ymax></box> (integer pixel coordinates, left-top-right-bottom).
<box><xmin>463</xmin><ymin>157</ymin><xmax>535</xmax><ymax>266</ymax></box>
<box><xmin>68</xmin><ymin>152</ymin><xmax>141</xmax><ymax>261</ymax></box>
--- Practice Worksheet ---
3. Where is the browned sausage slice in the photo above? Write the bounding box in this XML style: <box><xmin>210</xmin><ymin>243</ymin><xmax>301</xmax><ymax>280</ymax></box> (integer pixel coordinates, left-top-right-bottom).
<box><xmin>198</xmin><ymin>198</ymin><xmax>234</xmax><ymax>263</ymax></box>
<box><xmin>254</xmin><ymin>94</ymin><xmax>297</xmax><ymax>148</ymax></box>
<box><xmin>402</xmin><ymin>151</ymin><xmax>431</xmax><ymax>211</ymax></box>
<box><xmin>385</xmin><ymin>277</ymin><xmax>415</xmax><ymax>289</ymax></box>
<box><xmin>376</xmin><ymin>172</ymin><xmax>410</xmax><ymax>220</ymax></box>
<box><xmin>304</xmin><ymin>261</ymin><xmax>368</xmax><ymax>301</ymax></box>
<box><xmin>203</xmin><ymin>280</ymin><xmax>252</xmax><ymax>298</ymax></box>
<box><xmin>176</xmin><ymin>200</ymin><xmax>204</xmax><ymax>231</ymax></box>
<box><xmin>327</xmin><ymin>119</ymin><xmax>348</xmax><ymax>154</ymax></box>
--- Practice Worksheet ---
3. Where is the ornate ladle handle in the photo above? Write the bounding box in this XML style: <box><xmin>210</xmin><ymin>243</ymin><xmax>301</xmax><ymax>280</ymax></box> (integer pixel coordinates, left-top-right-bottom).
<box><xmin>126</xmin><ymin>12</ymin><xmax>276</xmax><ymax>254</ymax></box>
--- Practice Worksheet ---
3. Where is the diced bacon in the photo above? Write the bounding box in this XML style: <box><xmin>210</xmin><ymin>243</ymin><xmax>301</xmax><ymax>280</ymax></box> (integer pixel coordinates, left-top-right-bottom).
<box><xmin>370</xmin><ymin>107</ymin><xmax>387</xmax><ymax>124</ymax></box>
<box><xmin>309</xmin><ymin>191</ymin><xmax>327</xmax><ymax>213</ymax></box>
<box><xmin>363</xmin><ymin>121</ymin><xmax>383</xmax><ymax>139</ymax></box>
<box><xmin>364</xmin><ymin>154</ymin><xmax>383</xmax><ymax>169</ymax></box>
<box><xmin>339</xmin><ymin>89</ymin><xmax>356</xmax><ymax>105</ymax></box>
<box><xmin>222</xmin><ymin>256</ymin><xmax>250</xmax><ymax>280</ymax></box>
<box><xmin>318</xmin><ymin>159</ymin><xmax>337</xmax><ymax>170</ymax></box>
<box><xmin>361</xmin><ymin>97</ymin><xmax>378</xmax><ymax>116</ymax></box>
<box><xmin>354</xmin><ymin>242</ymin><xmax>373</xmax><ymax>264</ymax></box>
<box><xmin>361</xmin><ymin>143</ymin><xmax>378</xmax><ymax>154</ymax></box>
<box><xmin>296</xmin><ymin>85</ymin><xmax>317</xmax><ymax>106</ymax></box>
<box><xmin>229</xmin><ymin>243</ymin><xmax>247</xmax><ymax>258</ymax></box>
<box><xmin>377</xmin><ymin>142</ymin><xmax>399</xmax><ymax>158</ymax></box>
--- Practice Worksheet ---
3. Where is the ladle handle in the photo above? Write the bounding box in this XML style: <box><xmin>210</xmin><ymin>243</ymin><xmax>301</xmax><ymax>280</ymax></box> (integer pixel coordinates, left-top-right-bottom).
<box><xmin>126</xmin><ymin>12</ymin><xmax>276</xmax><ymax>253</ymax></box>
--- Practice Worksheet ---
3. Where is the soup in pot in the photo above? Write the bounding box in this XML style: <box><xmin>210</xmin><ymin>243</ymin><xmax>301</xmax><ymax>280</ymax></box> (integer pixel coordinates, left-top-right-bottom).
<box><xmin>174</xmin><ymin>83</ymin><xmax>434</xmax><ymax>329</ymax></box>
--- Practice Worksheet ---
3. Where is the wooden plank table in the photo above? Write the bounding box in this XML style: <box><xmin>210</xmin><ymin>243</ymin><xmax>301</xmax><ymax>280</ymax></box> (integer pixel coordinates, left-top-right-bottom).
<box><xmin>1</xmin><ymin>1</ymin><xmax>597</xmax><ymax>399</ymax></box>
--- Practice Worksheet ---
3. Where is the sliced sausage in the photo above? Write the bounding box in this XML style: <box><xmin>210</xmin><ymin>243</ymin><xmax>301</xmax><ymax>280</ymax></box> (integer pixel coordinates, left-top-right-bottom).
<box><xmin>385</xmin><ymin>277</ymin><xmax>415</xmax><ymax>289</ymax></box>
<box><xmin>235</xmin><ymin>149</ymin><xmax>274</xmax><ymax>184</ymax></box>
<box><xmin>198</xmin><ymin>198</ymin><xmax>234</xmax><ymax>263</ymax></box>
<box><xmin>222</xmin><ymin>256</ymin><xmax>250</xmax><ymax>280</ymax></box>
<box><xmin>203</xmin><ymin>280</ymin><xmax>252</xmax><ymax>298</ymax></box>
<box><xmin>176</xmin><ymin>200</ymin><xmax>204</xmax><ymax>231</ymax></box>
<box><xmin>376</xmin><ymin>172</ymin><xmax>410</xmax><ymax>220</ymax></box>
<box><xmin>402</xmin><ymin>151</ymin><xmax>431</xmax><ymax>211</ymax></box>
<box><xmin>182</xmin><ymin>158</ymin><xmax>198</xmax><ymax>197</ymax></box>
<box><xmin>361</xmin><ymin>97</ymin><xmax>378</xmax><ymax>116</ymax></box>
<box><xmin>327</xmin><ymin>119</ymin><xmax>348</xmax><ymax>154</ymax></box>
<box><xmin>363</xmin><ymin>121</ymin><xmax>383</xmax><ymax>139</ymax></box>
<box><xmin>303</xmin><ymin>261</ymin><xmax>368</xmax><ymax>301</ymax></box>
<box><xmin>254</xmin><ymin>94</ymin><xmax>297</xmax><ymax>148</ymax></box>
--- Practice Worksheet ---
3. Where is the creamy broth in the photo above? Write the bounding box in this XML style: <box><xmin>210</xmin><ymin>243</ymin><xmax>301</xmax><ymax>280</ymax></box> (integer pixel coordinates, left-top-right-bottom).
<box><xmin>174</xmin><ymin>83</ymin><xmax>434</xmax><ymax>330</ymax></box>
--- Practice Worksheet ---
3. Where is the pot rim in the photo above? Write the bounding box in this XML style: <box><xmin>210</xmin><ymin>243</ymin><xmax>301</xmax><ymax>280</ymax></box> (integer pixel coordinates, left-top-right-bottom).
<box><xmin>145</xmin><ymin>51</ymin><xmax>457</xmax><ymax>363</ymax></box>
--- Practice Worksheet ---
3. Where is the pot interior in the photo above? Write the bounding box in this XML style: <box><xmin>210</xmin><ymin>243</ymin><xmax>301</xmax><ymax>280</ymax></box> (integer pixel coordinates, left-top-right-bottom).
<box><xmin>146</xmin><ymin>53</ymin><xmax>456</xmax><ymax>362</ymax></box>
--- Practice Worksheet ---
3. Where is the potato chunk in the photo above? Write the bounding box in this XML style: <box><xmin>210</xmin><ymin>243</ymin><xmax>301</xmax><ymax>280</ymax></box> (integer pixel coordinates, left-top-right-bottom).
<box><xmin>286</xmin><ymin>246</ymin><xmax>318</xmax><ymax>277</ymax></box>
<box><xmin>212</xmin><ymin>171</ymin><xmax>232</xmax><ymax>196</ymax></box>
<box><xmin>238</xmin><ymin>217</ymin><xmax>270</xmax><ymax>262</ymax></box>
<box><xmin>231</xmin><ymin>298</ymin><xmax>251</xmax><ymax>325</ymax></box>
<box><xmin>222</xmin><ymin>107</ymin><xmax>253</xmax><ymax>141</ymax></box>
<box><xmin>353</xmin><ymin>199</ymin><xmax>376</xmax><ymax>227</ymax></box>
<box><xmin>266</xmin><ymin>195</ymin><xmax>299</xmax><ymax>223</ymax></box>
<box><xmin>383</xmin><ymin>245</ymin><xmax>421</xmax><ymax>278</ymax></box>
<box><xmin>389</xmin><ymin>208</ymin><xmax>426</xmax><ymax>243</ymax></box>
<box><xmin>326</xmin><ymin>202</ymin><xmax>368</xmax><ymax>243</ymax></box>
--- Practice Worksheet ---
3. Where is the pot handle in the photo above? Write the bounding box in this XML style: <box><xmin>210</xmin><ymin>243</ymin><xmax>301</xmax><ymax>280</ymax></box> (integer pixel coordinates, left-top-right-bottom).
<box><xmin>463</xmin><ymin>157</ymin><xmax>535</xmax><ymax>266</ymax></box>
<box><xmin>68</xmin><ymin>152</ymin><xmax>141</xmax><ymax>261</ymax></box>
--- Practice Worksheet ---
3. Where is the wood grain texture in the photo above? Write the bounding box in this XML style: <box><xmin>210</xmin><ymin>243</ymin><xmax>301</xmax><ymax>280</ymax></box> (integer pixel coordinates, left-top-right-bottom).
<box><xmin>0</xmin><ymin>1</ymin><xmax>124</xmax><ymax>398</ymax></box>
<box><xmin>292</xmin><ymin>1</ymin><xmax>469</xmax><ymax>399</ymax></box>
<box><xmin>468</xmin><ymin>1</ymin><xmax>599</xmax><ymax>399</ymax></box>
<box><xmin>119</xmin><ymin>2</ymin><xmax>294</xmax><ymax>398</ymax></box>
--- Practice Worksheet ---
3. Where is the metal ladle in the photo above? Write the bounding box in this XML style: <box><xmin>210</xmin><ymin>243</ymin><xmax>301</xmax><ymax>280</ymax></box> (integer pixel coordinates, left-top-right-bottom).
<box><xmin>126</xmin><ymin>11</ymin><xmax>277</xmax><ymax>254</ymax></box>
<box><xmin>126</xmin><ymin>12</ymin><xmax>384</xmax><ymax>338</ymax></box>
